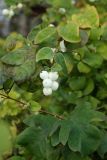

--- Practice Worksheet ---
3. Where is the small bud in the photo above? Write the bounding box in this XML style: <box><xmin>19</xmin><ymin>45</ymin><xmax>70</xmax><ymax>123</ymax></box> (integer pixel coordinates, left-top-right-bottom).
<box><xmin>43</xmin><ymin>79</ymin><xmax>53</xmax><ymax>88</ymax></box>
<box><xmin>49</xmin><ymin>72</ymin><xmax>59</xmax><ymax>81</ymax></box>
<box><xmin>43</xmin><ymin>88</ymin><xmax>52</xmax><ymax>96</ymax></box>
<box><xmin>52</xmin><ymin>81</ymin><xmax>59</xmax><ymax>91</ymax></box>
<box><xmin>40</xmin><ymin>71</ymin><xmax>49</xmax><ymax>80</ymax></box>
<box><xmin>60</xmin><ymin>40</ymin><xmax>66</xmax><ymax>53</ymax></box>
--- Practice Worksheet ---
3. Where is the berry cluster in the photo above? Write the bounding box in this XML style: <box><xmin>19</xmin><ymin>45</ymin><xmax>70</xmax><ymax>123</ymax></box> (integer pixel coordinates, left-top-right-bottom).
<box><xmin>40</xmin><ymin>71</ymin><xmax>59</xmax><ymax>96</ymax></box>
<box><xmin>2</xmin><ymin>3</ymin><xmax>23</xmax><ymax>18</ymax></box>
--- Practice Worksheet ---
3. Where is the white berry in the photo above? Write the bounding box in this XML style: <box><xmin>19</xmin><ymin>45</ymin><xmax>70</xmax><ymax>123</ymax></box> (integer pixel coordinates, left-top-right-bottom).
<box><xmin>43</xmin><ymin>79</ymin><xmax>53</xmax><ymax>88</ymax></box>
<box><xmin>52</xmin><ymin>81</ymin><xmax>59</xmax><ymax>91</ymax></box>
<box><xmin>2</xmin><ymin>9</ymin><xmax>9</xmax><ymax>16</ymax></box>
<box><xmin>40</xmin><ymin>71</ymin><xmax>49</xmax><ymax>80</ymax></box>
<box><xmin>17</xmin><ymin>3</ymin><xmax>23</xmax><ymax>9</ymax></box>
<box><xmin>49</xmin><ymin>24</ymin><xmax>55</xmax><ymax>27</ymax></box>
<box><xmin>43</xmin><ymin>88</ymin><xmax>52</xmax><ymax>96</ymax></box>
<box><xmin>9</xmin><ymin>10</ymin><xmax>14</xmax><ymax>17</ymax></box>
<box><xmin>49</xmin><ymin>72</ymin><xmax>59</xmax><ymax>81</ymax></box>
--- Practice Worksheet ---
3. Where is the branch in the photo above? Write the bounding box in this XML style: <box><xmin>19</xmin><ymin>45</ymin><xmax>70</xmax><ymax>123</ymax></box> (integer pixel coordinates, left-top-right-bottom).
<box><xmin>0</xmin><ymin>93</ymin><xmax>26</xmax><ymax>106</ymax></box>
<box><xmin>0</xmin><ymin>92</ymin><xmax>64</xmax><ymax>120</ymax></box>
<box><xmin>39</xmin><ymin>109</ymin><xmax>64</xmax><ymax>120</ymax></box>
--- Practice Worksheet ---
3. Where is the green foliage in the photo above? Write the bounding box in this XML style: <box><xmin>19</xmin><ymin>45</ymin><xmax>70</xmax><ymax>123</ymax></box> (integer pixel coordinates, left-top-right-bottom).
<box><xmin>0</xmin><ymin>120</ymin><xmax>13</xmax><ymax>158</ymax></box>
<box><xmin>58</xmin><ymin>22</ymin><xmax>81</xmax><ymax>43</ymax></box>
<box><xmin>34</xmin><ymin>26</ymin><xmax>57</xmax><ymax>44</ymax></box>
<box><xmin>36</xmin><ymin>47</ymin><xmax>54</xmax><ymax>62</ymax></box>
<box><xmin>2</xmin><ymin>0</ymin><xmax>107</xmax><ymax>160</ymax></box>
<box><xmin>72</xmin><ymin>5</ymin><xmax>99</xmax><ymax>28</ymax></box>
<box><xmin>17</xmin><ymin>102</ymin><xmax>105</xmax><ymax>159</ymax></box>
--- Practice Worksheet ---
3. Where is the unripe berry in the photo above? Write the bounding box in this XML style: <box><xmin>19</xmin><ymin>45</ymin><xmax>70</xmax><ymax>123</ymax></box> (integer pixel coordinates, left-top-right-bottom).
<box><xmin>49</xmin><ymin>72</ymin><xmax>59</xmax><ymax>81</ymax></box>
<box><xmin>43</xmin><ymin>88</ymin><xmax>52</xmax><ymax>96</ymax></box>
<box><xmin>52</xmin><ymin>81</ymin><xmax>59</xmax><ymax>91</ymax></box>
<box><xmin>43</xmin><ymin>79</ymin><xmax>53</xmax><ymax>88</ymax></box>
<box><xmin>40</xmin><ymin>71</ymin><xmax>49</xmax><ymax>80</ymax></box>
<box><xmin>2</xmin><ymin>9</ymin><xmax>9</xmax><ymax>16</ymax></box>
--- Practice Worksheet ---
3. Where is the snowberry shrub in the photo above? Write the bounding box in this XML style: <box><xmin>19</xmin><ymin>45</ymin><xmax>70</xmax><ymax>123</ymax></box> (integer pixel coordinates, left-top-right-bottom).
<box><xmin>1</xmin><ymin>0</ymin><xmax>107</xmax><ymax>160</ymax></box>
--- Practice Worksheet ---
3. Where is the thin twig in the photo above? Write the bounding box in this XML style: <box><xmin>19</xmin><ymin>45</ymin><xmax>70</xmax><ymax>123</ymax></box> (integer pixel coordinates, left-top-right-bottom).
<box><xmin>0</xmin><ymin>93</ymin><xmax>26</xmax><ymax>106</ymax></box>
<box><xmin>0</xmin><ymin>92</ymin><xmax>64</xmax><ymax>120</ymax></box>
<box><xmin>39</xmin><ymin>109</ymin><xmax>64</xmax><ymax>120</ymax></box>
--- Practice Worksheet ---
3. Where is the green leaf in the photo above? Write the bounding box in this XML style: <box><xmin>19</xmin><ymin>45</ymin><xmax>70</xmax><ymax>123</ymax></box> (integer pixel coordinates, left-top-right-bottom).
<box><xmin>27</xmin><ymin>25</ymin><xmax>41</xmax><ymax>41</ymax></box>
<box><xmin>36</xmin><ymin>47</ymin><xmax>54</xmax><ymax>62</ymax></box>
<box><xmin>0</xmin><ymin>62</ymin><xmax>7</xmax><ymax>85</ymax></box>
<box><xmin>83</xmin><ymin>50</ymin><xmax>103</xmax><ymax>68</ymax></box>
<box><xmin>98</xmin><ymin>133</ymin><xmax>107</xmax><ymax>158</ymax></box>
<box><xmin>63</xmin><ymin>148</ymin><xmax>91</xmax><ymax>160</ymax></box>
<box><xmin>13</xmin><ymin>60</ymin><xmax>35</xmax><ymax>82</ymax></box>
<box><xmin>5</xmin><ymin>0</ymin><xmax>18</xmax><ymax>6</ymax></box>
<box><xmin>54</xmin><ymin>52</ymin><xmax>67</xmax><ymax>74</ymax></box>
<box><xmin>0</xmin><ymin>120</ymin><xmax>13</xmax><ymax>157</ymax></box>
<box><xmin>50</xmin><ymin>102</ymin><xmax>104</xmax><ymax>155</ymax></box>
<box><xmin>67</xmin><ymin>103</ymin><xmax>103</xmax><ymax>155</ymax></box>
<box><xmin>90</xmin><ymin>27</ymin><xmax>102</xmax><ymax>40</ymax></box>
<box><xmin>4</xmin><ymin>33</ymin><xmax>26</xmax><ymax>51</ymax></box>
<box><xmin>59</xmin><ymin>120</ymin><xmax>71</xmax><ymax>145</ymax></box>
<box><xmin>69</xmin><ymin>76</ymin><xmax>86</xmax><ymax>91</ymax></box>
<box><xmin>72</xmin><ymin>5</ymin><xmax>99</xmax><ymax>28</ymax></box>
<box><xmin>58</xmin><ymin>22</ymin><xmax>81</xmax><ymax>43</ymax></box>
<box><xmin>83</xmin><ymin>79</ymin><xmax>94</xmax><ymax>95</ymax></box>
<box><xmin>9</xmin><ymin>156</ymin><xmax>25</xmax><ymax>160</ymax></box>
<box><xmin>17</xmin><ymin>115</ymin><xmax>60</xmax><ymax>160</ymax></box>
<box><xmin>1</xmin><ymin>48</ymin><xmax>27</xmax><ymax>66</ymax></box>
<box><xmin>29</xmin><ymin>100</ymin><xmax>41</xmax><ymax>112</ymax></box>
<box><xmin>3</xmin><ymin>79</ymin><xmax>14</xmax><ymax>94</ymax></box>
<box><xmin>48</xmin><ymin>0</ymin><xmax>72</xmax><ymax>9</ymax></box>
<box><xmin>101</xmin><ymin>24</ymin><xmax>107</xmax><ymax>41</ymax></box>
<box><xmin>24</xmin><ymin>115</ymin><xmax>58</xmax><ymax>136</ymax></box>
<box><xmin>34</xmin><ymin>26</ymin><xmax>56</xmax><ymax>44</ymax></box>
<box><xmin>51</xmin><ymin>63</ymin><xmax>62</xmax><ymax>72</ymax></box>
<box><xmin>96</xmin><ymin>42</ymin><xmax>107</xmax><ymax>60</ymax></box>
<box><xmin>51</xmin><ymin>128</ymin><xmax>60</xmax><ymax>147</ymax></box>
<box><xmin>63</xmin><ymin>54</ymin><xmax>73</xmax><ymax>74</ymax></box>
<box><xmin>77</xmin><ymin>62</ymin><xmax>91</xmax><ymax>73</ymax></box>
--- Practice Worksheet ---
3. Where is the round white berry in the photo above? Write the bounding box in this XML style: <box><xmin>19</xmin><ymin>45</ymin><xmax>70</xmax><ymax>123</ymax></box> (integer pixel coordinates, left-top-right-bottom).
<box><xmin>43</xmin><ymin>79</ymin><xmax>53</xmax><ymax>88</ymax></box>
<box><xmin>17</xmin><ymin>3</ymin><xmax>23</xmax><ymax>9</ymax></box>
<box><xmin>43</xmin><ymin>88</ymin><xmax>52</xmax><ymax>96</ymax></box>
<box><xmin>52</xmin><ymin>81</ymin><xmax>59</xmax><ymax>91</ymax></box>
<box><xmin>2</xmin><ymin>9</ymin><xmax>9</xmax><ymax>16</ymax></box>
<box><xmin>49</xmin><ymin>72</ymin><xmax>59</xmax><ymax>81</ymax></box>
<box><xmin>9</xmin><ymin>10</ymin><xmax>14</xmax><ymax>17</ymax></box>
<box><xmin>40</xmin><ymin>71</ymin><xmax>49</xmax><ymax>80</ymax></box>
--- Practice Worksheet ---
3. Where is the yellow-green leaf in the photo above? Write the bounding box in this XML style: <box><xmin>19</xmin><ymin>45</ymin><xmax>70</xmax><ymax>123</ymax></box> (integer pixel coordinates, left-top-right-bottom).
<box><xmin>72</xmin><ymin>5</ymin><xmax>99</xmax><ymax>28</ymax></box>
